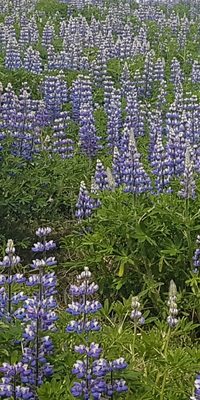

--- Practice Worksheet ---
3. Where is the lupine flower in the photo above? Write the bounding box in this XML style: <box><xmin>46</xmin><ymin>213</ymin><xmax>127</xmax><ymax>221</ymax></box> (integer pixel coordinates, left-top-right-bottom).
<box><xmin>178</xmin><ymin>144</ymin><xmax>196</xmax><ymax>199</ymax></box>
<box><xmin>120</xmin><ymin>62</ymin><xmax>133</xmax><ymax>97</ymax></box>
<box><xmin>112</xmin><ymin>146</ymin><xmax>122</xmax><ymax>188</ymax></box>
<box><xmin>141</xmin><ymin>50</ymin><xmax>155</xmax><ymax>98</ymax></box>
<box><xmin>91</xmin><ymin>176</ymin><xmax>101</xmax><ymax>210</ymax></box>
<box><xmin>91</xmin><ymin>49</ymin><xmax>107</xmax><ymax>88</ymax></box>
<box><xmin>78</xmin><ymin>102</ymin><xmax>102</xmax><ymax>158</ymax></box>
<box><xmin>156</xmin><ymin>79</ymin><xmax>167</xmax><ymax>109</ymax></box>
<box><xmin>170</xmin><ymin>58</ymin><xmax>183</xmax><ymax>85</ymax></box>
<box><xmin>120</xmin><ymin>128</ymin><xmax>152</xmax><ymax>194</ymax></box>
<box><xmin>23</xmin><ymin>46</ymin><xmax>42</xmax><ymax>74</ymax></box>
<box><xmin>193</xmin><ymin>235</ymin><xmax>200</xmax><ymax>274</ymax></box>
<box><xmin>182</xmin><ymin>95</ymin><xmax>200</xmax><ymax>145</ymax></box>
<box><xmin>70</xmin><ymin>75</ymin><xmax>93</xmax><ymax>122</ymax></box>
<box><xmin>18</xmin><ymin>228</ymin><xmax>57</xmax><ymax>393</ymax></box>
<box><xmin>51</xmin><ymin>112</ymin><xmax>74</xmax><ymax>159</ymax></box>
<box><xmin>190</xmin><ymin>374</ymin><xmax>200</xmax><ymax>400</ymax></box>
<box><xmin>19</xmin><ymin>22</ymin><xmax>31</xmax><ymax>48</ymax></box>
<box><xmin>42</xmin><ymin>21</ymin><xmax>55</xmax><ymax>47</ymax></box>
<box><xmin>5</xmin><ymin>38</ymin><xmax>22</xmax><ymax>70</ymax></box>
<box><xmin>151</xmin><ymin>133</ymin><xmax>172</xmax><ymax>194</ymax></box>
<box><xmin>125</xmin><ymin>90</ymin><xmax>145</xmax><ymax>137</ymax></box>
<box><xmin>75</xmin><ymin>181</ymin><xmax>95</xmax><ymax>220</ymax></box>
<box><xmin>154</xmin><ymin>58</ymin><xmax>165</xmax><ymax>82</ymax></box>
<box><xmin>191</xmin><ymin>61</ymin><xmax>200</xmax><ymax>84</ymax></box>
<box><xmin>66</xmin><ymin>267</ymin><xmax>128</xmax><ymax>398</ymax></box>
<box><xmin>42</xmin><ymin>75</ymin><xmax>68</xmax><ymax>122</ymax></box>
<box><xmin>131</xmin><ymin>296</ymin><xmax>145</xmax><ymax>325</ymax></box>
<box><xmin>94</xmin><ymin>160</ymin><xmax>109</xmax><ymax>191</ymax></box>
<box><xmin>0</xmin><ymin>363</ymin><xmax>35</xmax><ymax>399</ymax></box>
<box><xmin>47</xmin><ymin>44</ymin><xmax>61</xmax><ymax>71</ymax></box>
<box><xmin>0</xmin><ymin>239</ymin><xmax>22</xmax><ymax>319</ymax></box>
<box><xmin>106</xmin><ymin>88</ymin><xmax>122</xmax><ymax>151</ymax></box>
<box><xmin>167</xmin><ymin>280</ymin><xmax>179</xmax><ymax>328</ymax></box>
<box><xmin>103</xmin><ymin>75</ymin><xmax>114</xmax><ymax>113</ymax></box>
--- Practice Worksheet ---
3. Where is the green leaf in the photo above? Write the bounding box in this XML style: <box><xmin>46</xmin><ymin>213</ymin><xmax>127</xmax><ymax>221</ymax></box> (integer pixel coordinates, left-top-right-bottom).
<box><xmin>118</xmin><ymin>262</ymin><xmax>125</xmax><ymax>277</ymax></box>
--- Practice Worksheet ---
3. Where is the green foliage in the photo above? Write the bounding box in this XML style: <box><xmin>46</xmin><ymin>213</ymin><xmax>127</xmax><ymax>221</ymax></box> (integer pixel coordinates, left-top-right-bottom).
<box><xmin>61</xmin><ymin>189</ymin><xmax>200</xmax><ymax>317</ymax></box>
<box><xmin>0</xmin><ymin>321</ymin><xmax>23</xmax><ymax>364</ymax></box>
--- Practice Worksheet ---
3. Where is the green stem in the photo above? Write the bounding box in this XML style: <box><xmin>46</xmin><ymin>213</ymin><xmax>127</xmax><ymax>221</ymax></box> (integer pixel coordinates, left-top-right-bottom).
<box><xmin>160</xmin><ymin>327</ymin><xmax>171</xmax><ymax>400</ymax></box>
<box><xmin>185</xmin><ymin>197</ymin><xmax>193</xmax><ymax>270</ymax></box>
<box><xmin>132</xmin><ymin>322</ymin><xmax>137</xmax><ymax>361</ymax></box>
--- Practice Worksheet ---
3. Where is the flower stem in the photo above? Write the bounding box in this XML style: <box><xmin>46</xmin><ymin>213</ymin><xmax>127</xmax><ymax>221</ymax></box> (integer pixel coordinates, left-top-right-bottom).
<box><xmin>160</xmin><ymin>327</ymin><xmax>171</xmax><ymax>400</ymax></box>
<box><xmin>132</xmin><ymin>322</ymin><xmax>137</xmax><ymax>361</ymax></box>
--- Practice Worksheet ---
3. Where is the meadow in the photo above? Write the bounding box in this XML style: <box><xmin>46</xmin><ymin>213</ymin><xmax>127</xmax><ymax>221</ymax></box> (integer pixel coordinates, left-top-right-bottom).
<box><xmin>0</xmin><ymin>0</ymin><xmax>200</xmax><ymax>398</ymax></box>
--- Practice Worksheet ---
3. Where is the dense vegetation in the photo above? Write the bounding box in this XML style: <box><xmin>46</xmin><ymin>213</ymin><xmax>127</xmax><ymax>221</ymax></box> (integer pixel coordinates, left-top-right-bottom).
<box><xmin>0</xmin><ymin>0</ymin><xmax>200</xmax><ymax>398</ymax></box>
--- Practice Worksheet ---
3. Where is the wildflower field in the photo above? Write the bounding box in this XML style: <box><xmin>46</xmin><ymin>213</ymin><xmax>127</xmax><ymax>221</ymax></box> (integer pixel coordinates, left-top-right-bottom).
<box><xmin>1</xmin><ymin>0</ymin><xmax>200</xmax><ymax>398</ymax></box>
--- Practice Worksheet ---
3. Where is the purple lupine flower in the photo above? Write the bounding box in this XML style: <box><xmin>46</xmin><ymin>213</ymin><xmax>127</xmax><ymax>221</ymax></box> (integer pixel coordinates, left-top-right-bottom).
<box><xmin>114</xmin><ymin>379</ymin><xmax>128</xmax><ymax>393</ymax></box>
<box><xmin>133</xmin><ymin>69</ymin><xmax>144</xmax><ymax>97</ymax></box>
<box><xmin>91</xmin><ymin>49</ymin><xmax>107</xmax><ymax>88</ymax></box>
<box><xmin>112</xmin><ymin>146</ymin><xmax>122</xmax><ymax>188</ymax></box>
<box><xmin>94</xmin><ymin>160</ymin><xmax>109</xmax><ymax>191</ymax></box>
<box><xmin>141</xmin><ymin>50</ymin><xmax>155</xmax><ymax>98</ymax></box>
<box><xmin>0</xmin><ymin>363</ymin><xmax>35</xmax><ymax>399</ymax></box>
<box><xmin>190</xmin><ymin>374</ymin><xmax>200</xmax><ymax>400</ymax></box>
<box><xmin>182</xmin><ymin>95</ymin><xmax>200</xmax><ymax>145</ymax></box>
<box><xmin>156</xmin><ymin>79</ymin><xmax>167</xmax><ymax>109</ymax></box>
<box><xmin>42</xmin><ymin>74</ymin><xmax>68</xmax><ymax>122</ymax></box>
<box><xmin>5</xmin><ymin>37</ymin><xmax>22</xmax><ymax>70</ymax></box>
<box><xmin>193</xmin><ymin>235</ymin><xmax>200</xmax><ymax>274</ymax></box>
<box><xmin>91</xmin><ymin>177</ymin><xmax>101</xmax><ymax>210</ymax></box>
<box><xmin>125</xmin><ymin>89</ymin><xmax>145</xmax><ymax>137</ymax></box>
<box><xmin>42</xmin><ymin>21</ymin><xmax>55</xmax><ymax>47</ymax></box>
<box><xmin>154</xmin><ymin>58</ymin><xmax>165</xmax><ymax>82</ymax></box>
<box><xmin>12</xmin><ymin>292</ymin><xmax>27</xmax><ymax>305</ymax></box>
<box><xmin>75</xmin><ymin>181</ymin><xmax>95</xmax><ymax>220</ymax></box>
<box><xmin>19</xmin><ymin>228</ymin><xmax>57</xmax><ymax>393</ymax></box>
<box><xmin>178</xmin><ymin>144</ymin><xmax>196</xmax><ymax>199</ymax></box>
<box><xmin>170</xmin><ymin>58</ymin><xmax>183</xmax><ymax>85</ymax></box>
<box><xmin>131</xmin><ymin>296</ymin><xmax>145</xmax><ymax>325</ymax></box>
<box><xmin>165</xmin><ymin>127</ymin><xmax>185</xmax><ymax>178</ymax></box>
<box><xmin>120</xmin><ymin>128</ymin><xmax>152</xmax><ymax>194</ymax></box>
<box><xmin>31</xmin><ymin>240</ymin><xmax>56</xmax><ymax>252</ymax></box>
<box><xmin>29</xmin><ymin>16</ymin><xmax>39</xmax><ymax>44</ymax></box>
<box><xmin>120</xmin><ymin>62</ymin><xmax>134</xmax><ymax>97</ymax></box>
<box><xmin>23</xmin><ymin>46</ymin><xmax>42</xmax><ymax>74</ymax></box>
<box><xmin>47</xmin><ymin>44</ymin><xmax>61</xmax><ymax>71</ymax></box>
<box><xmin>0</xmin><ymin>239</ymin><xmax>23</xmax><ymax>319</ymax></box>
<box><xmin>103</xmin><ymin>75</ymin><xmax>114</xmax><ymax>113</ymax></box>
<box><xmin>148</xmin><ymin>110</ymin><xmax>163</xmax><ymax>163</ymax></box>
<box><xmin>191</xmin><ymin>61</ymin><xmax>200</xmax><ymax>84</ymax></box>
<box><xmin>66</xmin><ymin>267</ymin><xmax>128</xmax><ymax>398</ymax></box>
<box><xmin>78</xmin><ymin>102</ymin><xmax>102</xmax><ymax>157</ymax></box>
<box><xmin>151</xmin><ymin>133</ymin><xmax>172</xmax><ymax>193</ymax></box>
<box><xmin>35</xmin><ymin>227</ymin><xmax>52</xmax><ymax>237</ymax></box>
<box><xmin>3</xmin><ymin>84</ymin><xmax>41</xmax><ymax>161</ymax></box>
<box><xmin>19</xmin><ymin>20</ymin><xmax>31</xmax><ymax>48</ymax></box>
<box><xmin>106</xmin><ymin>88</ymin><xmax>122</xmax><ymax>151</ymax></box>
<box><xmin>51</xmin><ymin>112</ymin><xmax>74</xmax><ymax>159</ymax></box>
<box><xmin>112</xmin><ymin>358</ymin><xmax>127</xmax><ymax>371</ymax></box>
<box><xmin>70</xmin><ymin>75</ymin><xmax>93</xmax><ymax>122</ymax></box>
<box><xmin>167</xmin><ymin>280</ymin><xmax>179</xmax><ymax>328</ymax></box>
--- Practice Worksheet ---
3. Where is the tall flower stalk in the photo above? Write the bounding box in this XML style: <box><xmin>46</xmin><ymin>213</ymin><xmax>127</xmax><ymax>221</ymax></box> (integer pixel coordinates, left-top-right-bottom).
<box><xmin>0</xmin><ymin>239</ymin><xmax>24</xmax><ymax>321</ymax></box>
<box><xmin>159</xmin><ymin>280</ymin><xmax>179</xmax><ymax>400</ymax></box>
<box><xmin>130</xmin><ymin>296</ymin><xmax>145</xmax><ymax>361</ymax></box>
<box><xmin>0</xmin><ymin>363</ymin><xmax>35</xmax><ymax>399</ymax></box>
<box><xmin>16</xmin><ymin>228</ymin><xmax>57</xmax><ymax>395</ymax></box>
<box><xmin>66</xmin><ymin>267</ymin><xmax>128</xmax><ymax>399</ymax></box>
